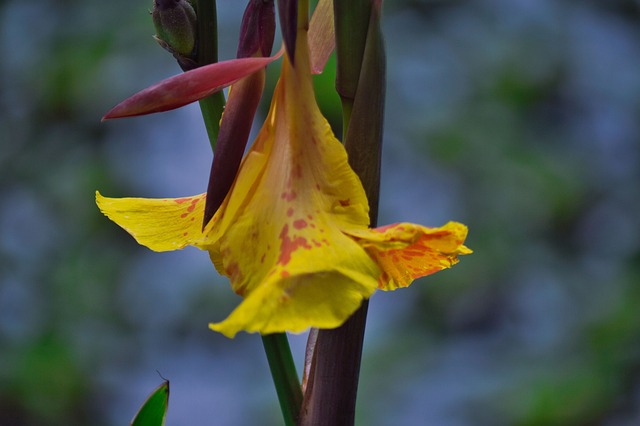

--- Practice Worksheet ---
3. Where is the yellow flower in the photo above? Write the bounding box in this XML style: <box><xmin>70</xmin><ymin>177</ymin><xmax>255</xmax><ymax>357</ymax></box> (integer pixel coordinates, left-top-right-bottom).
<box><xmin>96</xmin><ymin>31</ymin><xmax>471</xmax><ymax>338</ymax></box>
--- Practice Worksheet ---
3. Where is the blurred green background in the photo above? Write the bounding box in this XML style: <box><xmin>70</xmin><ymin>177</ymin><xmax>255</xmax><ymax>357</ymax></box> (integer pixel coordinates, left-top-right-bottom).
<box><xmin>1</xmin><ymin>0</ymin><xmax>640</xmax><ymax>425</ymax></box>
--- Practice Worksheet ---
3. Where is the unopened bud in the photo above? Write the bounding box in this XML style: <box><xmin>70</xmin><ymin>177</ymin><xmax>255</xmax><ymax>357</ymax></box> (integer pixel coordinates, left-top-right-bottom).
<box><xmin>152</xmin><ymin>0</ymin><xmax>198</xmax><ymax>68</ymax></box>
<box><xmin>237</xmin><ymin>0</ymin><xmax>275</xmax><ymax>58</ymax></box>
<box><xmin>276</xmin><ymin>0</ymin><xmax>297</xmax><ymax>63</ymax></box>
<box><xmin>203</xmin><ymin>69</ymin><xmax>266</xmax><ymax>227</ymax></box>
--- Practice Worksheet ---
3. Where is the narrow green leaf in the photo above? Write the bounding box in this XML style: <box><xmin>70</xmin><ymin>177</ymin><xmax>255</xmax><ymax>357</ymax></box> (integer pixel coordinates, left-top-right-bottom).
<box><xmin>195</xmin><ymin>0</ymin><xmax>226</xmax><ymax>149</ymax></box>
<box><xmin>130</xmin><ymin>380</ymin><xmax>170</xmax><ymax>426</ymax></box>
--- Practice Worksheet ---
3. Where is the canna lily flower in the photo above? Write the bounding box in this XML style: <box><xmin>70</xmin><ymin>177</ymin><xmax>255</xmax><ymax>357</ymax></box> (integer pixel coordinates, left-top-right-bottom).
<box><xmin>97</xmin><ymin>24</ymin><xmax>471</xmax><ymax>338</ymax></box>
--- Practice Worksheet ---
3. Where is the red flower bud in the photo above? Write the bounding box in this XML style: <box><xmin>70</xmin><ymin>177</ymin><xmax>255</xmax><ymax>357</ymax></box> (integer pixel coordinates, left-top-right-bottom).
<box><xmin>237</xmin><ymin>0</ymin><xmax>276</xmax><ymax>59</ymax></box>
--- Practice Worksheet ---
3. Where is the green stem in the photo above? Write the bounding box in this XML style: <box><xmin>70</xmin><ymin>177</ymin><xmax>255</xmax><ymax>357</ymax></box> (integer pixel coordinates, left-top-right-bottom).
<box><xmin>194</xmin><ymin>2</ymin><xmax>301</xmax><ymax>424</ymax></box>
<box><xmin>195</xmin><ymin>0</ymin><xmax>226</xmax><ymax>150</ymax></box>
<box><xmin>198</xmin><ymin>95</ymin><xmax>225</xmax><ymax>149</ymax></box>
<box><xmin>261</xmin><ymin>334</ymin><xmax>303</xmax><ymax>425</ymax></box>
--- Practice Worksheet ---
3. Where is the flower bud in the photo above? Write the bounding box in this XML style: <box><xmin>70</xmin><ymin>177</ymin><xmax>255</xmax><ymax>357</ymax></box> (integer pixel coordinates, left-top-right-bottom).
<box><xmin>152</xmin><ymin>0</ymin><xmax>198</xmax><ymax>68</ymax></box>
<box><xmin>203</xmin><ymin>69</ymin><xmax>266</xmax><ymax>226</ymax></box>
<box><xmin>237</xmin><ymin>0</ymin><xmax>276</xmax><ymax>59</ymax></box>
<box><xmin>277</xmin><ymin>0</ymin><xmax>297</xmax><ymax>63</ymax></box>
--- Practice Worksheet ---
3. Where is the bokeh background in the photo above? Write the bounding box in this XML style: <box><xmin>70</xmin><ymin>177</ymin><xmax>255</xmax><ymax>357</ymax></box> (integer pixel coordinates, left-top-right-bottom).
<box><xmin>2</xmin><ymin>0</ymin><xmax>640</xmax><ymax>424</ymax></box>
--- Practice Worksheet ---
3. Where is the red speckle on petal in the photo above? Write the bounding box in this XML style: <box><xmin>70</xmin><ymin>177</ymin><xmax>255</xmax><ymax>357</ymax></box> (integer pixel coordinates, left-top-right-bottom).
<box><xmin>377</xmin><ymin>272</ymin><xmax>390</xmax><ymax>288</ymax></box>
<box><xmin>307</xmin><ymin>215</ymin><xmax>313</xmax><ymax>220</ymax></box>
<box><xmin>181</xmin><ymin>213</ymin><xmax>188</xmax><ymax>218</ymax></box>
<box><xmin>277</xmin><ymin>224</ymin><xmax>312</xmax><ymax>266</ymax></box>
<box><xmin>312</xmin><ymin>239</ymin><xmax>322</xmax><ymax>247</ymax></box>
<box><xmin>225</xmin><ymin>262</ymin><xmax>242</xmax><ymax>282</ymax></box>
<box><xmin>280</xmin><ymin>270</ymin><xmax>290</xmax><ymax>278</ymax></box>
<box><xmin>339</xmin><ymin>199</ymin><xmax>350</xmax><ymax>207</ymax></box>
<box><xmin>260</xmin><ymin>253</ymin><xmax>266</xmax><ymax>263</ymax></box>
<box><xmin>292</xmin><ymin>164</ymin><xmax>302</xmax><ymax>178</ymax></box>
<box><xmin>372</xmin><ymin>224</ymin><xmax>397</xmax><ymax>233</ymax></box>
<box><xmin>293</xmin><ymin>219</ymin><xmax>308</xmax><ymax>230</ymax></box>
<box><xmin>420</xmin><ymin>231</ymin><xmax>449</xmax><ymax>240</ymax></box>
<box><xmin>175</xmin><ymin>197</ymin><xmax>191</xmax><ymax>204</ymax></box>
<box><xmin>287</xmin><ymin>208</ymin><xmax>294</xmax><ymax>217</ymax></box>
<box><xmin>187</xmin><ymin>198</ymin><xmax>199</xmax><ymax>212</ymax></box>
<box><xmin>183</xmin><ymin>232</ymin><xmax>188</xmax><ymax>236</ymax></box>
<box><xmin>403</xmin><ymin>249</ymin><xmax>427</xmax><ymax>257</ymax></box>
<box><xmin>281</xmin><ymin>191</ymin><xmax>297</xmax><ymax>201</ymax></box>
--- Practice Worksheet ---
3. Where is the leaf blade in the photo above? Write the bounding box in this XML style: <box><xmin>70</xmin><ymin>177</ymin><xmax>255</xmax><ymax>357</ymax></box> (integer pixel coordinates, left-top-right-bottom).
<box><xmin>130</xmin><ymin>380</ymin><xmax>170</xmax><ymax>426</ymax></box>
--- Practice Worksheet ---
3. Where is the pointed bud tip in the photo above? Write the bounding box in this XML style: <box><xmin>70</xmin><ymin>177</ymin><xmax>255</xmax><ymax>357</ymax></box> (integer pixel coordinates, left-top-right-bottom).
<box><xmin>277</xmin><ymin>0</ymin><xmax>297</xmax><ymax>63</ymax></box>
<box><xmin>101</xmin><ymin>54</ymin><xmax>282</xmax><ymax>119</ymax></box>
<box><xmin>237</xmin><ymin>0</ymin><xmax>276</xmax><ymax>58</ymax></box>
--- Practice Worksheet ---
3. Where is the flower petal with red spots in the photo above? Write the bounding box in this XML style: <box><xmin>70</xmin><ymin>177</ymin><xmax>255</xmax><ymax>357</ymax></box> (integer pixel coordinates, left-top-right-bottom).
<box><xmin>96</xmin><ymin>22</ymin><xmax>471</xmax><ymax>338</ymax></box>
<box><xmin>346</xmin><ymin>222</ymin><xmax>472</xmax><ymax>290</ymax></box>
<box><xmin>96</xmin><ymin>192</ymin><xmax>208</xmax><ymax>251</ymax></box>
<box><xmin>201</xmin><ymin>33</ymin><xmax>379</xmax><ymax>336</ymax></box>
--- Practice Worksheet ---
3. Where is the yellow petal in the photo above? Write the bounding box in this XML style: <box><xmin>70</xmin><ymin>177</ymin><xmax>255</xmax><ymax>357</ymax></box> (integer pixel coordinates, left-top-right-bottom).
<box><xmin>96</xmin><ymin>191</ymin><xmax>209</xmax><ymax>252</ymax></box>
<box><xmin>346</xmin><ymin>221</ymin><xmax>472</xmax><ymax>291</ymax></box>
<box><xmin>207</xmin><ymin>32</ymin><xmax>372</xmax><ymax>302</ymax></box>
<box><xmin>96</xmin><ymin>22</ymin><xmax>473</xmax><ymax>339</ymax></box>
<box><xmin>209</xmin><ymin>262</ymin><xmax>378</xmax><ymax>338</ymax></box>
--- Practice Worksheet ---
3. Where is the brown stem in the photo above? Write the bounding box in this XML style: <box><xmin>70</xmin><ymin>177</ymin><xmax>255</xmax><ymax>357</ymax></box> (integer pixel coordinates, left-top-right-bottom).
<box><xmin>298</xmin><ymin>302</ymin><xmax>369</xmax><ymax>426</ymax></box>
<box><xmin>298</xmin><ymin>1</ymin><xmax>385</xmax><ymax>425</ymax></box>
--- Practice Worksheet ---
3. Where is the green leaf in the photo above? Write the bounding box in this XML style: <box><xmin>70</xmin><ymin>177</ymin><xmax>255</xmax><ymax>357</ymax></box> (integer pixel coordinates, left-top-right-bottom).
<box><xmin>130</xmin><ymin>380</ymin><xmax>170</xmax><ymax>426</ymax></box>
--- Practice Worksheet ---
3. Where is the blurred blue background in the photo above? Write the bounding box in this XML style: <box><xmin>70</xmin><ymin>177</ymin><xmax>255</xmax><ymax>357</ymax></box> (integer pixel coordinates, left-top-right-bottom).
<box><xmin>1</xmin><ymin>0</ymin><xmax>640</xmax><ymax>425</ymax></box>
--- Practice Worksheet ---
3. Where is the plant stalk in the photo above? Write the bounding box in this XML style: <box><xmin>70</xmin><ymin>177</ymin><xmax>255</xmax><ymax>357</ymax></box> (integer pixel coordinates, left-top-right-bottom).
<box><xmin>196</xmin><ymin>0</ymin><xmax>226</xmax><ymax>149</ymax></box>
<box><xmin>262</xmin><ymin>334</ymin><xmax>303</xmax><ymax>425</ymax></box>
<box><xmin>298</xmin><ymin>1</ymin><xmax>385</xmax><ymax>424</ymax></box>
